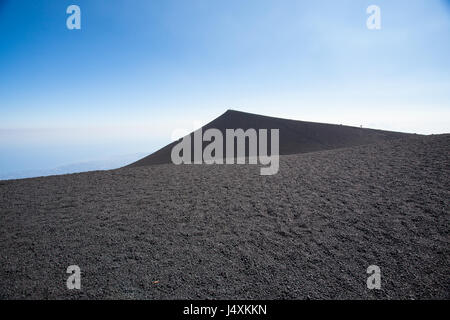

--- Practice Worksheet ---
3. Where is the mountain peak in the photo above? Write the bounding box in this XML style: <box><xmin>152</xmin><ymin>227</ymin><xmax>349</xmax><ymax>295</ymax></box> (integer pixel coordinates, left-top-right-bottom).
<box><xmin>127</xmin><ymin>110</ymin><xmax>413</xmax><ymax>167</ymax></box>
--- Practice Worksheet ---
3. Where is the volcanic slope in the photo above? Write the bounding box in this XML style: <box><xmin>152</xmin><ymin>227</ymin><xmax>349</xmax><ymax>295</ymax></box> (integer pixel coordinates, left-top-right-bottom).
<box><xmin>128</xmin><ymin>110</ymin><xmax>414</xmax><ymax>166</ymax></box>
<box><xmin>0</xmin><ymin>134</ymin><xmax>448</xmax><ymax>299</ymax></box>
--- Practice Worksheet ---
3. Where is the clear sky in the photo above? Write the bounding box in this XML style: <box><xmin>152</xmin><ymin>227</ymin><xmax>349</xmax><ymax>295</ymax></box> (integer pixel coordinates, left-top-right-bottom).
<box><xmin>1</xmin><ymin>0</ymin><xmax>449</xmax><ymax>176</ymax></box>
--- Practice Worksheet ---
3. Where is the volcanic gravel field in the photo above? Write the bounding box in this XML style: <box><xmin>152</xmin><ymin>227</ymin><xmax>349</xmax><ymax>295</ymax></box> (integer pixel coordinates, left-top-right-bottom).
<box><xmin>0</xmin><ymin>134</ymin><xmax>449</xmax><ymax>299</ymax></box>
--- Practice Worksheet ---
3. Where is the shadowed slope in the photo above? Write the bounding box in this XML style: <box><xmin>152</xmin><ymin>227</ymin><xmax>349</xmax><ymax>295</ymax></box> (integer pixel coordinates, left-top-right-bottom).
<box><xmin>128</xmin><ymin>110</ymin><xmax>414</xmax><ymax>167</ymax></box>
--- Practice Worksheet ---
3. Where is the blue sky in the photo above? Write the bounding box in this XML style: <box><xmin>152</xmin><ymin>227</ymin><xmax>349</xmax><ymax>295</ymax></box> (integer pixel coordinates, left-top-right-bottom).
<box><xmin>0</xmin><ymin>0</ymin><xmax>449</xmax><ymax>176</ymax></box>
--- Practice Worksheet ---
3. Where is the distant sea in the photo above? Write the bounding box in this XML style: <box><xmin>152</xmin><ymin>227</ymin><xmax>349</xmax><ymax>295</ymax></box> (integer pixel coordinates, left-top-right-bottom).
<box><xmin>0</xmin><ymin>152</ymin><xmax>148</xmax><ymax>180</ymax></box>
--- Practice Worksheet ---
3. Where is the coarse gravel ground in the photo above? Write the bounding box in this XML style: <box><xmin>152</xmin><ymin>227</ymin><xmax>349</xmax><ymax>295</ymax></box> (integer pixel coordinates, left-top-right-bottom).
<box><xmin>0</xmin><ymin>134</ymin><xmax>448</xmax><ymax>299</ymax></box>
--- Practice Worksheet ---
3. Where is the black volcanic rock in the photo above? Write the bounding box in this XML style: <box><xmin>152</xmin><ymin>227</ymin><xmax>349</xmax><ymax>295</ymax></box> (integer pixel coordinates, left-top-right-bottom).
<box><xmin>0</xmin><ymin>134</ymin><xmax>448</xmax><ymax>299</ymax></box>
<box><xmin>127</xmin><ymin>110</ymin><xmax>414</xmax><ymax>167</ymax></box>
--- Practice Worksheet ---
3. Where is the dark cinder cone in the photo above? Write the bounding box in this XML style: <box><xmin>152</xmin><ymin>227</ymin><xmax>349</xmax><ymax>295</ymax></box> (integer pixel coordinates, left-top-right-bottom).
<box><xmin>127</xmin><ymin>109</ymin><xmax>414</xmax><ymax>167</ymax></box>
